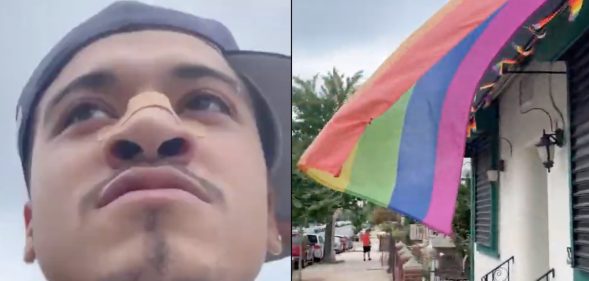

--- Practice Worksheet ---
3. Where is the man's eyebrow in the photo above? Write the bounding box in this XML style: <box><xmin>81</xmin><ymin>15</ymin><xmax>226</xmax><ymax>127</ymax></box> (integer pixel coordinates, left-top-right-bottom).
<box><xmin>172</xmin><ymin>64</ymin><xmax>239</xmax><ymax>89</ymax></box>
<box><xmin>46</xmin><ymin>70</ymin><xmax>117</xmax><ymax>116</ymax></box>
<box><xmin>44</xmin><ymin>65</ymin><xmax>239</xmax><ymax>120</ymax></box>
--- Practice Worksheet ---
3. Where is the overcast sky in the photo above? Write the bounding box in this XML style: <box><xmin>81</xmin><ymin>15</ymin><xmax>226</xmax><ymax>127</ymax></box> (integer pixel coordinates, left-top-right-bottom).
<box><xmin>0</xmin><ymin>1</ymin><xmax>289</xmax><ymax>280</ymax></box>
<box><xmin>293</xmin><ymin>0</ymin><xmax>448</xmax><ymax>80</ymax></box>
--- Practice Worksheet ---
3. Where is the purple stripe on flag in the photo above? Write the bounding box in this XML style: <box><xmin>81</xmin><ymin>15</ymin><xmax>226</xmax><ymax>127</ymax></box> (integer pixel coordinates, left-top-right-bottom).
<box><xmin>424</xmin><ymin>0</ymin><xmax>549</xmax><ymax>233</ymax></box>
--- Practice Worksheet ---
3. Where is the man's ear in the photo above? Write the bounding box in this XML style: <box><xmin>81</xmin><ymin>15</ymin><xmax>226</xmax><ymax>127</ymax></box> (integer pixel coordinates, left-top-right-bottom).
<box><xmin>23</xmin><ymin>201</ymin><xmax>36</xmax><ymax>264</ymax></box>
<box><xmin>265</xmin><ymin>189</ymin><xmax>282</xmax><ymax>258</ymax></box>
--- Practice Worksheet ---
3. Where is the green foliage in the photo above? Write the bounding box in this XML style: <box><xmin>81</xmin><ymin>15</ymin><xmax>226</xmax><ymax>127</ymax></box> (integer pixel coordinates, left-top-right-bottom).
<box><xmin>404</xmin><ymin>217</ymin><xmax>416</xmax><ymax>226</ymax></box>
<box><xmin>391</xmin><ymin>228</ymin><xmax>409</xmax><ymax>244</ymax></box>
<box><xmin>292</xmin><ymin>68</ymin><xmax>364</xmax><ymax>225</ymax></box>
<box><xmin>379</xmin><ymin>221</ymin><xmax>395</xmax><ymax>233</ymax></box>
<box><xmin>292</xmin><ymin>69</ymin><xmax>364</xmax><ymax>262</ymax></box>
<box><xmin>350</xmin><ymin>201</ymin><xmax>373</xmax><ymax>231</ymax></box>
<box><xmin>452</xmin><ymin>182</ymin><xmax>471</xmax><ymax>257</ymax></box>
<box><xmin>371</xmin><ymin>207</ymin><xmax>401</xmax><ymax>225</ymax></box>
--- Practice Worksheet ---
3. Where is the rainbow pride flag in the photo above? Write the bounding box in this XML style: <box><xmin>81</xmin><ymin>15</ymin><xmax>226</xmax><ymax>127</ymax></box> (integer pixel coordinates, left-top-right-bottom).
<box><xmin>298</xmin><ymin>0</ymin><xmax>550</xmax><ymax>234</ymax></box>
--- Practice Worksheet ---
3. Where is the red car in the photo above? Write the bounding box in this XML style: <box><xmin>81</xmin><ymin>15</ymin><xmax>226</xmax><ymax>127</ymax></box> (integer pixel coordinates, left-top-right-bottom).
<box><xmin>292</xmin><ymin>233</ymin><xmax>313</xmax><ymax>269</ymax></box>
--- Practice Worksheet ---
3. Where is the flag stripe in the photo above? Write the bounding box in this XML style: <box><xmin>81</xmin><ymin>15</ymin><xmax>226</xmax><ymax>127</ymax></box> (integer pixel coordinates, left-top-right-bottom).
<box><xmin>389</xmin><ymin>10</ymin><xmax>500</xmax><ymax>221</ymax></box>
<box><xmin>299</xmin><ymin>0</ymin><xmax>553</xmax><ymax>234</ymax></box>
<box><xmin>298</xmin><ymin>0</ymin><xmax>507</xmax><ymax>176</ymax></box>
<box><xmin>346</xmin><ymin>87</ymin><xmax>415</xmax><ymax>206</ymax></box>
<box><xmin>355</xmin><ymin>0</ymin><xmax>465</xmax><ymax>99</ymax></box>
<box><xmin>425</xmin><ymin>0</ymin><xmax>549</xmax><ymax>232</ymax></box>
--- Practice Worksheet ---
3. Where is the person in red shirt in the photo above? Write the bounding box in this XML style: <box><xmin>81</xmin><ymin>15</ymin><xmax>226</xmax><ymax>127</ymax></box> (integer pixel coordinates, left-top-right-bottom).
<box><xmin>361</xmin><ymin>229</ymin><xmax>372</xmax><ymax>261</ymax></box>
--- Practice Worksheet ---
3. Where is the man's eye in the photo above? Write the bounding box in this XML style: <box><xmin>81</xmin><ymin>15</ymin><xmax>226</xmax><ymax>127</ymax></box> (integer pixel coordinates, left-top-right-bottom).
<box><xmin>183</xmin><ymin>92</ymin><xmax>231</xmax><ymax>115</ymax></box>
<box><xmin>64</xmin><ymin>103</ymin><xmax>112</xmax><ymax>127</ymax></box>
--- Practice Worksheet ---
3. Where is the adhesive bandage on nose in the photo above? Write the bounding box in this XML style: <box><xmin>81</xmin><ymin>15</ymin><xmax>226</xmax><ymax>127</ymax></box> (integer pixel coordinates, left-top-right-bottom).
<box><xmin>97</xmin><ymin>91</ymin><xmax>206</xmax><ymax>141</ymax></box>
<box><xmin>121</xmin><ymin>91</ymin><xmax>180</xmax><ymax>125</ymax></box>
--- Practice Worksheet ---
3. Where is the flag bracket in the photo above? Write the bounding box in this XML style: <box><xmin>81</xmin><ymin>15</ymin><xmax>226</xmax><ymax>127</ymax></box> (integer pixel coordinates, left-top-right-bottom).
<box><xmin>503</xmin><ymin>70</ymin><xmax>567</xmax><ymax>74</ymax></box>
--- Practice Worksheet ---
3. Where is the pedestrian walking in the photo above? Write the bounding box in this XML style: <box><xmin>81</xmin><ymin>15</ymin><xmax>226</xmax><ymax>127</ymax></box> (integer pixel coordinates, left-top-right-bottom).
<box><xmin>361</xmin><ymin>229</ymin><xmax>372</xmax><ymax>261</ymax></box>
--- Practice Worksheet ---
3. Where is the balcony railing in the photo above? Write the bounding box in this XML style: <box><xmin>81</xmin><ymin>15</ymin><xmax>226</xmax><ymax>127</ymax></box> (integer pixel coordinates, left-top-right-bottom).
<box><xmin>481</xmin><ymin>256</ymin><xmax>514</xmax><ymax>281</ymax></box>
<box><xmin>535</xmin><ymin>268</ymin><xmax>555</xmax><ymax>281</ymax></box>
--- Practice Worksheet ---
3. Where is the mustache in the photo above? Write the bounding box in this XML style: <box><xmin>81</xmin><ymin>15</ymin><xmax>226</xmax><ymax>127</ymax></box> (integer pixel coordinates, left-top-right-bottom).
<box><xmin>81</xmin><ymin>161</ymin><xmax>225</xmax><ymax>210</ymax></box>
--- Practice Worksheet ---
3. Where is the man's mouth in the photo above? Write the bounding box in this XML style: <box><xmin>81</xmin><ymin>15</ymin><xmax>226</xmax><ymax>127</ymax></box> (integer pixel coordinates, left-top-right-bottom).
<box><xmin>96</xmin><ymin>166</ymin><xmax>213</xmax><ymax>208</ymax></box>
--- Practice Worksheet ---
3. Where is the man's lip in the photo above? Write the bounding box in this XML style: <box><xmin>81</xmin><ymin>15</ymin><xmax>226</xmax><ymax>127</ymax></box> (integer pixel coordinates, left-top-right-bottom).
<box><xmin>96</xmin><ymin>166</ymin><xmax>212</xmax><ymax>208</ymax></box>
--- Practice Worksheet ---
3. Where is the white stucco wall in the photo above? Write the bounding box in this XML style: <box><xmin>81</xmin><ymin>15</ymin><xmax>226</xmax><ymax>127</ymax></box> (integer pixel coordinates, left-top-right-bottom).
<box><xmin>474</xmin><ymin>61</ymin><xmax>572</xmax><ymax>281</ymax></box>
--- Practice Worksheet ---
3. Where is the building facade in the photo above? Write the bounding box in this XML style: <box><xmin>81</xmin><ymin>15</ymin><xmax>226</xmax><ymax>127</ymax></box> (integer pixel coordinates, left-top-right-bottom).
<box><xmin>469</xmin><ymin>9</ymin><xmax>589</xmax><ymax>281</ymax></box>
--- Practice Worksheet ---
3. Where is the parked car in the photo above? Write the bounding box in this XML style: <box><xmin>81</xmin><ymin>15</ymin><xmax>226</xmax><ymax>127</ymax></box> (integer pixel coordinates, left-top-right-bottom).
<box><xmin>306</xmin><ymin>234</ymin><xmax>325</xmax><ymax>262</ymax></box>
<box><xmin>334</xmin><ymin>236</ymin><xmax>344</xmax><ymax>254</ymax></box>
<box><xmin>344</xmin><ymin>236</ymin><xmax>352</xmax><ymax>250</ymax></box>
<box><xmin>335</xmin><ymin>235</ymin><xmax>353</xmax><ymax>251</ymax></box>
<box><xmin>335</xmin><ymin>224</ymin><xmax>355</xmax><ymax>239</ymax></box>
<box><xmin>353</xmin><ymin>230</ymin><xmax>364</xmax><ymax>242</ymax></box>
<box><xmin>334</xmin><ymin>235</ymin><xmax>344</xmax><ymax>252</ymax></box>
<box><xmin>292</xmin><ymin>233</ymin><xmax>313</xmax><ymax>269</ymax></box>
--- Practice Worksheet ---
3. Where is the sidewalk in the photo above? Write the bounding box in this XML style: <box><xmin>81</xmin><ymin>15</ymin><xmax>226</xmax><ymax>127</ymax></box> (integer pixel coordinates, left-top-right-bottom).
<box><xmin>299</xmin><ymin>238</ymin><xmax>391</xmax><ymax>281</ymax></box>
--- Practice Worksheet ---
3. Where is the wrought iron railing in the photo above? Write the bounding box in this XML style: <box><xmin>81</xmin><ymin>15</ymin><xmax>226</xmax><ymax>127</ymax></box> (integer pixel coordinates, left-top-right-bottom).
<box><xmin>535</xmin><ymin>268</ymin><xmax>555</xmax><ymax>281</ymax></box>
<box><xmin>481</xmin><ymin>256</ymin><xmax>514</xmax><ymax>281</ymax></box>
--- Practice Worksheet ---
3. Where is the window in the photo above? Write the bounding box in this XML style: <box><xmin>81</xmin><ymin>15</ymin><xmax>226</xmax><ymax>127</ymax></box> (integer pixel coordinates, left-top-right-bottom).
<box><xmin>472</xmin><ymin>136</ymin><xmax>499</xmax><ymax>253</ymax></box>
<box><xmin>292</xmin><ymin>235</ymin><xmax>303</xmax><ymax>244</ymax></box>
<box><xmin>469</xmin><ymin>102</ymin><xmax>500</xmax><ymax>257</ymax></box>
<box><xmin>565</xmin><ymin>32</ymin><xmax>589</xmax><ymax>273</ymax></box>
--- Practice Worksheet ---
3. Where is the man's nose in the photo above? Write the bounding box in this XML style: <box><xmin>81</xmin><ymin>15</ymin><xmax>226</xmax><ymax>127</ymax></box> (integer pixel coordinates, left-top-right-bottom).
<box><xmin>102</xmin><ymin>107</ymin><xmax>195</xmax><ymax>168</ymax></box>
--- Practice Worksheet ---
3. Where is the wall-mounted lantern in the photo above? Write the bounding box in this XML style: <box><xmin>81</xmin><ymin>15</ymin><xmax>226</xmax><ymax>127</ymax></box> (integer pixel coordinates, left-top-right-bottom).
<box><xmin>535</xmin><ymin>129</ymin><xmax>564</xmax><ymax>172</ymax></box>
<box><xmin>486</xmin><ymin>160</ymin><xmax>504</xmax><ymax>183</ymax></box>
<box><xmin>486</xmin><ymin>170</ymin><xmax>499</xmax><ymax>182</ymax></box>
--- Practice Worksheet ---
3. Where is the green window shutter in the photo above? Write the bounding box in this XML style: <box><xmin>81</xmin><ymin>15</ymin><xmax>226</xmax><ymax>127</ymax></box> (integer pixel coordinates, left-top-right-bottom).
<box><xmin>471</xmin><ymin>102</ymin><xmax>500</xmax><ymax>257</ymax></box>
<box><xmin>565</xmin><ymin>30</ymin><xmax>589</xmax><ymax>274</ymax></box>
<box><xmin>473</xmin><ymin>136</ymin><xmax>499</xmax><ymax>256</ymax></box>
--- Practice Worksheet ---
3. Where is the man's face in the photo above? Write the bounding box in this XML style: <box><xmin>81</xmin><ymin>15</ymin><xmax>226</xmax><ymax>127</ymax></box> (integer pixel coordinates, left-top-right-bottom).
<box><xmin>23</xmin><ymin>30</ymin><xmax>280</xmax><ymax>281</ymax></box>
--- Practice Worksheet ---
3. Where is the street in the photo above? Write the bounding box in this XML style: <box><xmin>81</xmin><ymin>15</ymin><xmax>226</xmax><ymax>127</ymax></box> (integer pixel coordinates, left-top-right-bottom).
<box><xmin>299</xmin><ymin>238</ymin><xmax>391</xmax><ymax>281</ymax></box>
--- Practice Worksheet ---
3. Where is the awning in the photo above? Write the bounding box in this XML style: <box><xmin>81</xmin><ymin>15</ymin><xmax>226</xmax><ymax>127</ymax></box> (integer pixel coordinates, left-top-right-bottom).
<box><xmin>298</xmin><ymin>0</ymin><xmax>583</xmax><ymax>234</ymax></box>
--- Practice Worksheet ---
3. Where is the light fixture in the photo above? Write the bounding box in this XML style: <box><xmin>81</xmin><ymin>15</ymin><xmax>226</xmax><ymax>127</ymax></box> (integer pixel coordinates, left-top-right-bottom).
<box><xmin>486</xmin><ymin>160</ymin><xmax>504</xmax><ymax>182</ymax></box>
<box><xmin>536</xmin><ymin>128</ymin><xmax>564</xmax><ymax>172</ymax></box>
<box><xmin>486</xmin><ymin>170</ymin><xmax>499</xmax><ymax>182</ymax></box>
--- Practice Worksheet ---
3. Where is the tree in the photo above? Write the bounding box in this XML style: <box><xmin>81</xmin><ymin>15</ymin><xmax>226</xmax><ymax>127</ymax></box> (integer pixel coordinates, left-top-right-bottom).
<box><xmin>343</xmin><ymin>201</ymin><xmax>372</xmax><ymax>232</ymax></box>
<box><xmin>452</xmin><ymin>182</ymin><xmax>471</xmax><ymax>258</ymax></box>
<box><xmin>371</xmin><ymin>207</ymin><xmax>401</xmax><ymax>225</ymax></box>
<box><xmin>292</xmin><ymin>68</ymin><xmax>364</xmax><ymax>262</ymax></box>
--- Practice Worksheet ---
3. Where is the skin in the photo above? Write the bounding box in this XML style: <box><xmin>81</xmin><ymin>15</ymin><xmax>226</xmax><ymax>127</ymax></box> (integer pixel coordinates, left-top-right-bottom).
<box><xmin>22</xmin><ymin>30</ymin><xmax>281</xmax><ymax>281</ymax></box>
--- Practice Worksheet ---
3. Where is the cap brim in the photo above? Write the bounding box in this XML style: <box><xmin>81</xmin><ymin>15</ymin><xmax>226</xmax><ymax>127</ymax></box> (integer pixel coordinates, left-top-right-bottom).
<box><xmin>225</xmin><ymin>51</ymin><xmax>291</xmax><ymax>260</ymax></box>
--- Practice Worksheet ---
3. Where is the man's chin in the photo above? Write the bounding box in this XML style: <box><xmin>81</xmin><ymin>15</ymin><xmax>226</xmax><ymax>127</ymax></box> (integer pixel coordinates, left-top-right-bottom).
<box><xmin>95</xmin><ymin>242</ymin><xmax>220</xmax><ymax>281</ymax></box>
<box><xmin>97</xmin><ymin>263</ymin><xmax>216</xmax><ymax>281</ymax></box>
